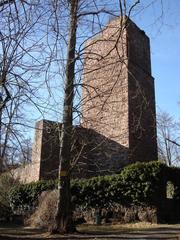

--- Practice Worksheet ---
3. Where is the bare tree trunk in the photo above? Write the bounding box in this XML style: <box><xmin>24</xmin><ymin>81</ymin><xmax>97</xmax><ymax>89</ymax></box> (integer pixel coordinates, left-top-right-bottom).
<box><xmin>0</xmin><ymin>94</ymin><xmax>2</xmax><ymax>173</ymax></box>
<box><xmin>52</xmin><ymin>0</ymin><xmax>78</xmax><ymax>234</ymax></box>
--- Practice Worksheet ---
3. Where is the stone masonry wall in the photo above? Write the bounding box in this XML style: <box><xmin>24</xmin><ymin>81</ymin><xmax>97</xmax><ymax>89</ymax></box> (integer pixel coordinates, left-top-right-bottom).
<box><xmin>12</xmin><ymin>121</ymin><xmax>43</xmax><ymax>183</ymax></box>
<box><xmin>82</xmin><ymin>17</ymin><xmax>130</xmax><ymax>169</ymax></box>
<box><xmin>127</xmin><ymin>20</ymin><xmax>158</xmax><ymax>162</ymax></box>
<box><xmin>13</xmin><ymin>120</ymin><xmax>61</xmax><ymax>182</ymax></box>
<box><xmin>82</xmin><ymin>16</ymin><xmax>157</xmax><ymax>167</ymax></box>
<box><xmin>12</xmin><ymin>163</ymin><xmax>39</xmax><ymax>183</ymax></box>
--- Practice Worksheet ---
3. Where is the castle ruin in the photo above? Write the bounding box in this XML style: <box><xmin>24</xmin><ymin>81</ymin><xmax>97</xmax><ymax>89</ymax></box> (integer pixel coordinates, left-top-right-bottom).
<box><xmin>14</xmin><ymin>17</ymin><xmax>158</xmax><ymax>182</ymax></box>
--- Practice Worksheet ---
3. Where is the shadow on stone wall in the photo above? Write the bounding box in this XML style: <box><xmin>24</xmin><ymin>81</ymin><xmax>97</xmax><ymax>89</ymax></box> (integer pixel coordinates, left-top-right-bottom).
<box><xmin>13</xmin><ymin>121</ymin><xmax>129</xmax><ymax>182</ymax></box>
<box><xmin>72</xmin><ymin>127</ymin><xmax>129</xmax><ymax>178</ymax></box>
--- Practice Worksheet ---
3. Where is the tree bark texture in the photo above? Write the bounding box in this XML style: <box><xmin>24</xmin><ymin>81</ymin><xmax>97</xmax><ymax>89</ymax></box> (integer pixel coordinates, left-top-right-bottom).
<box><xmin>52</xmin><ymin>0</ymin><xmax>78</xmax><ymax>234</ymax></box>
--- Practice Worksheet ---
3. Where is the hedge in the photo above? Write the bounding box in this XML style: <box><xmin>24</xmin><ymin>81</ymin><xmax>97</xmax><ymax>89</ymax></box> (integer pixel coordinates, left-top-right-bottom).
<box><xmin>9</xmin><ymin>179</ymin><xmax>57</xmax><ymax>211</ymax></box>
<box><xmin>0</xmin><ymin>173</ymin><xmax>19</xmax><ymax>218</ymax></box>
<box><xmin>71</xmin><ymin>161</ymin><xmax>166</xmax><ymax>208</ymax></box>
<box><xmin>9</xmin><ymin>161</ymin><xmax>180</xmax><ymax>211</ymax></box>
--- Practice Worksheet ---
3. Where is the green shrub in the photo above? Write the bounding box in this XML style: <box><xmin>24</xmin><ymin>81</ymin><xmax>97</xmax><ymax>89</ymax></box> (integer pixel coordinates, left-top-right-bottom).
<box><xmin>9</xmin><ymin>161</ymin><xmax>176</xmax><ymax>211</ymax></box>
<box><xmin>9</xmin><ymin>179</ymin><xmax>57</xmax><ymax>211</ymax></box>
<box><xmin>0</xmin><ymin>173</ymin><xmax>19</xmax><ymax>218</ymax></box>
<box><xmin>72</xmin><ymin>161</ymin><xmax>167</xmax><ymax>208</ymax></box>
<box><xmin>119</xmin><ymin>161</ymin><xmax>166</xmax><ymax>204</ymax></box>
<box><xmin>71</xmin><ymin>175</ymin><xmax>117</xmax><ymax>208</ymax></box>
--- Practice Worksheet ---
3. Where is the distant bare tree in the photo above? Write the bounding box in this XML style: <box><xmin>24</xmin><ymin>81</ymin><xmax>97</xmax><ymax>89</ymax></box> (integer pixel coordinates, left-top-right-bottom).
<box><xmin>157</xmin><ymin>110</ymin><xmax>180</xmax><ymax>166</ymax></box>
<box><xmin>4</xmin><ymin>137</ymin><xmax>32</xmax><ymax>166</ymax></box>
<box><xmin>0</xmin><ymin>0</ymin><xmax>51</xmax><ymax>171</ymax></box>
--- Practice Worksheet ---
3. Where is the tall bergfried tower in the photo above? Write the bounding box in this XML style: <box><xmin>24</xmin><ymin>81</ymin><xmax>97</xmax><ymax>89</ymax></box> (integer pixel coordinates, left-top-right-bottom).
<box><xmin>82</xmin><ymin>16</ymin><xmax>158</xmax><ymax>171</ymax></box>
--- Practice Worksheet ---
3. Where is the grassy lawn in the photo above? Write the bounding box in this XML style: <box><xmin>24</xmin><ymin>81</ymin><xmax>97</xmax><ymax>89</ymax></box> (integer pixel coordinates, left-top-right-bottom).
<box><xmin>0</xmin><ymin>225</ymin><xmax>46</xmax><ymax>237</ymax></box>
<box><xmin>77</xmin><ymin>222</ymin><xmax>167</xmax><ymax>234</ymax></box>
<box><xmin>0</xmin><ymin>222</ymin><xmax>180</xmax><ymax>239</ymax></box>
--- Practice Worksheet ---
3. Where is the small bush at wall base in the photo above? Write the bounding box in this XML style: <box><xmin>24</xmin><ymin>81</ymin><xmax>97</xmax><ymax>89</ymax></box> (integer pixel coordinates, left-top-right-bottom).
<box><xmin>27</xmin><ymin>190</ymin><xmax>158</xmax><ymax>228</ymax></box>
<box><xmin>0</xmin><ymin>173</ymin><xmax>19</xmax><ymax>219</ymax></box>
<box><xmin>9</xmin><ymin>179</ymin><xmax>57</xmax><ymax>212</ymax></box>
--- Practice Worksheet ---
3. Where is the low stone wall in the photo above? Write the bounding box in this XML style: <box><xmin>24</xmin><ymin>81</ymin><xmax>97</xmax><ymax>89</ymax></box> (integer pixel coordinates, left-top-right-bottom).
<box><xmin>12</xmin><ymin>161</ymin><xmax>40</xmax><ymax>183</ymax></box>
<box><xmin>13</xmin><ymin>119</ymin><xmax>130</xmax><ymax>183</ymax></box>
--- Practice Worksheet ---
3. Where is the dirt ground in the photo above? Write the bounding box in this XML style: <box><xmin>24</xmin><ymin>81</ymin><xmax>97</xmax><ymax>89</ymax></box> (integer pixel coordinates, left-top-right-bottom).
<box><xmin>0</xmin><ymin>222</ymin><xmax>180</xmax><ymax>239</ymax></box>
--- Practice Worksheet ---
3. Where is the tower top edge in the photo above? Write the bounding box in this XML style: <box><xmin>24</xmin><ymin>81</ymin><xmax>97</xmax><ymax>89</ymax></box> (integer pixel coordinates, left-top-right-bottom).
<box><xmin>106</xmin><ymin>15</ymin><xmax>149</xmax><ymax>38</ymax></box>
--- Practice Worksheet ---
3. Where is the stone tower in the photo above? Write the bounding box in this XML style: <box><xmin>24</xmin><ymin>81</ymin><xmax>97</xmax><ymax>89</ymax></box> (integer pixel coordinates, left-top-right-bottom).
<box><xmin>82</xmin><ymin>16</ymin><xmax>158</xmax><ymax>170</ymax></box>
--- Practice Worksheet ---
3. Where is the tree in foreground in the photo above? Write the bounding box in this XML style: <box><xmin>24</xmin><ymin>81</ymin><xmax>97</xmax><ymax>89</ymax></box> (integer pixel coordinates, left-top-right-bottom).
<box><xmin>51</xmin><ymin>0</ymin><xmax>152</xmax><ymax>233</ymax></box>
<box><xmin>52</xmin><ymin>0</ymin><xmax>78</xmax><ymax>233</ymax></box>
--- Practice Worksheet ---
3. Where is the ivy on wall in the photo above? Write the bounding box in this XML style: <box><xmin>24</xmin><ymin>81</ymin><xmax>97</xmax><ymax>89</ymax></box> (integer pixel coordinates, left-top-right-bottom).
<box><xmin>9</xmin><ymin>161</ymin><xmax>180</xmax><ymax>211</ymax></box>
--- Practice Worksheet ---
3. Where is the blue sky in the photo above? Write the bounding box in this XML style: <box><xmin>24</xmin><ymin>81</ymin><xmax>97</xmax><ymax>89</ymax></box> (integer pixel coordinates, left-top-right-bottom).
<box><xmin>132</xmin><ymin>0</ymin><xmax>180</xmax><ymax>121</ymax></box>
<box><xmin>10</xmin><ymin>0</ymin><xmax>179</xmax><ymax>135</ymax></box>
